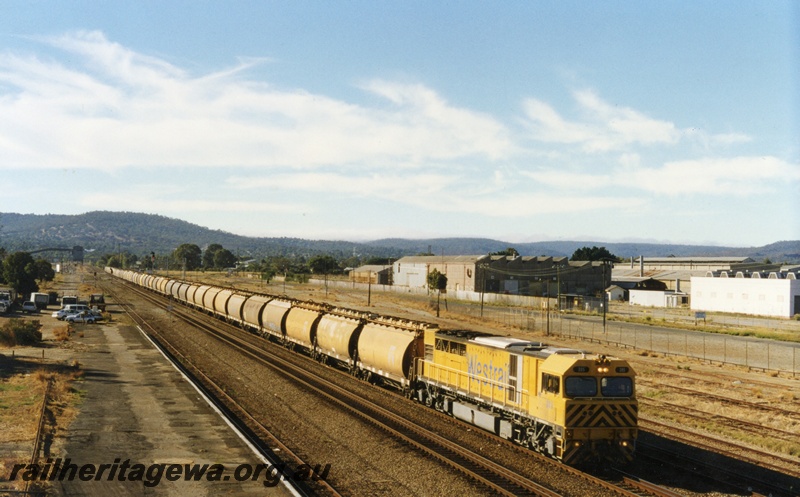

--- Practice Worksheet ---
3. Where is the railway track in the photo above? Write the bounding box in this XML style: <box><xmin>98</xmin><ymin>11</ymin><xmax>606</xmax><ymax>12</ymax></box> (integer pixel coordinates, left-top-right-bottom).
<box><xmin>21</xmin><ymin>377</ymin><xmax>53</xmax><ymax>497</ymax></box>
<box><xmin>635</xmin><ymin>376</ymin><xmax>800</xmax><ymax>495</ymax></box>
<box><xmin>107</xmin><ymin>283</ymin><xmax>337</xmax><ymax>497</ymax></box>
<box><xmin>638</xmin><ymin>419</ymin><xmax>800</xmax><ymax>496</ymax></box>
<box><xmin>640</xmin><ymin>396</ymin><xmax>800</xmax><ymax>447</ymax></box>
<box><xmin>104</xmin><ymin>274</ymin><xmax>683</xmax><ymax>497</ymax></box>
<box><xmin>637</xmin><ymin>377</ymin><xmax>800</xmax><ymax>417</ymax></box>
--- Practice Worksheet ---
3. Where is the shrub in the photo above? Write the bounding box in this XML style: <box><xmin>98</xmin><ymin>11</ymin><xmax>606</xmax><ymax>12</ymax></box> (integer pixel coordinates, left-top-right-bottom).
<box><xmin>0</xmin><ymin>319</ymin><xmax>43</xmax><ymax>346</ymax></box>
<box><xmin>53</xmin><ymin>325</ymin><xmax>72</xmax><ymax>342</ymax></box>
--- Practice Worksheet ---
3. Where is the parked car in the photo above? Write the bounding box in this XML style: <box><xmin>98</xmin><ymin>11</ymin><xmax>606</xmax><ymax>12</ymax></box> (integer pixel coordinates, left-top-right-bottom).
<box><xmin>22</xmin><ymin>301</ymin><xmax>38</xmax><ymax>313</ymax></box>
<box><xmin>53</xmin><ymin>309</ymin><xmax>81</xmax><ymax>321</ymax></box>
<box><xmin>87</xmin><ymin>309</ymin><xmax>103</xmax><ymax>318</ymax></box>
<box><xmin>65</xmin><ymin>311</ymin><xmax>100</xmax><ymax>324</ymax></box>
<box><xmin>52</xmin><ymin>304</ymin><xmax>90</xmax><ymax>320</ymax></box>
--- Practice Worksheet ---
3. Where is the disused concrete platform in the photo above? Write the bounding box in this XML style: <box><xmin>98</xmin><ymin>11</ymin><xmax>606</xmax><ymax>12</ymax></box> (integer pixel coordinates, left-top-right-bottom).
<box><xmin>46</xmin><ymin>318</ymin><xmax>298</xmax><ymax>496</ymax></box>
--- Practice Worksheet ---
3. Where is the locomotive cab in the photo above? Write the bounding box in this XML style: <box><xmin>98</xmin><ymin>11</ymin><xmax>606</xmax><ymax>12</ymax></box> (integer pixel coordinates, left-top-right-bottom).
<box><xmin>537</xmin><ymin>352</ymin><xmax>638</xmax><ymax>465</ymax></box>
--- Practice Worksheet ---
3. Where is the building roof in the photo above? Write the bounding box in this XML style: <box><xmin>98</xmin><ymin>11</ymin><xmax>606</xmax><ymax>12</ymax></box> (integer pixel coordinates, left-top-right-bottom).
<box><xmin>352</xmin><ymin>265</ymin><xmax>392</xmax><ymax>273</ymax></box>
<box><xmin>635</xmin><ymin>256</ymin><xmax>754</xmax><ymax>263</ymax></box>
<box><xmin>613</xmin><ymin>268</ymin><xmax>708</xmax><ymax>280</ymax></box>
<box><xmin>395</xmin><ymin>255</ymin><xmax>489</xmax><ymax>264</ymax></box>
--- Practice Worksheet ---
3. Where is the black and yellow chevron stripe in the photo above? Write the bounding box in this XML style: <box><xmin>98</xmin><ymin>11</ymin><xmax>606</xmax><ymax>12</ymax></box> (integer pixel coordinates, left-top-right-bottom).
<box><xmin>565</xmin><ymin>402</ymin><xmax>638</xmax><ymax>428</ymax></box>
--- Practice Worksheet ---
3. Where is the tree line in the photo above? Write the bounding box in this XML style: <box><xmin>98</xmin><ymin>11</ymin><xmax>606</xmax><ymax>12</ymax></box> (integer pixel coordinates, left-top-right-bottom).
<box><xmin>95</xmin><ymin>243</ymin><xmax>400</xmax><ymax>284</ymax></box>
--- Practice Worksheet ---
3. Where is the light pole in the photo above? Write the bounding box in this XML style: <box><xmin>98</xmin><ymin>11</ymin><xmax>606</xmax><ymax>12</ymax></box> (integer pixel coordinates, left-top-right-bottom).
<box><xmin>601</xmin><ymin>258</ymin><xmax>613</xmax><ymax>333</ymax></box>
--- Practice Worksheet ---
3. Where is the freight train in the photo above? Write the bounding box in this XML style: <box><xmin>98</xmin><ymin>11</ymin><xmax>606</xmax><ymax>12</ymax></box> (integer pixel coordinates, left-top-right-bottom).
<box><xmin>107</xmin><ymin>268</ymin><xmax>637</xmax><ymax>466</ymax></box>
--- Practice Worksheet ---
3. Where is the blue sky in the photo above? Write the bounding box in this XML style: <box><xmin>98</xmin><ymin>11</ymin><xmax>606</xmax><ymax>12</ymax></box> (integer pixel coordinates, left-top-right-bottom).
<box><xmin>0</xmin><ymin>2</ymin><xmax>797</xmax><ymax>247</ymax></box>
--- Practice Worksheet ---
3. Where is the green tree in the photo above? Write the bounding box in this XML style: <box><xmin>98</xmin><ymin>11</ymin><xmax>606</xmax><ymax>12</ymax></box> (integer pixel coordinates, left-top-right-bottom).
<box><xmin>173</xmin><ymin>244</ymin><xmax>202</xmax><ymax>271</ymax></box>
<box><xmin>491</xmin><ymin>247</ymin><xmax>519</xmax><ymax>257</ymax></box>
<box><xmin>2</xmin><ymin>252</ymin><xmax>39</xmax><ymax>296</ymax></box>
<box><xmin>0</xmin><ymin>248</ymin><xmax>6</xmax><ymax>284</ymax></box>
<box><xmin>139</xmin><ymin>252</ymin><xmax>154</xmax><ymax>270</ymax></box>
<box><xmin>203</xmin><ymin>243</ymin><xmax>224</xmax><ymax>268</ymax></box>
<box><xmin>32</xmin><ymin>259</ymin><xmax>55</xmax><ymax>283</ymax></box>
<box><xmin>427</xmin><ymin>268</ymin><xmax>447</xmax><ymax>291</ymax></box>
<box><xmin>570</xmin><ymin>246</ymin><xmax>618</xmax><ymax>262</ymax></box>
<box><xmin>97</xmin><ymin>252</ymin><xmax>138</xmax><ymax>269</ymax></box>
<box><xmin>213</xmin><ymin>248</ymin><xmax>237</xmax><ymax>269</ymax></box>
<box><xmin>308</xmin><ymin>255</ymin><xmax>339</xmax><ymax>275</ymax></box>
<box><xmin>427</xmin><ymin>268</ymin><xmax>448</xmax><ymax>317</ymax></box>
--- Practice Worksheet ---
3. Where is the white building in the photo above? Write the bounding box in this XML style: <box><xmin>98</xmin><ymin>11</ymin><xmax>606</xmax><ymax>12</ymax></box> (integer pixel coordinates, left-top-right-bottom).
<box><xmin>629</xmin><ymin>289</ymin><xmax>686</xmax><ymax>308</ymax></box>
<box><xmin>691</xmin><ymin>271</ymin><xmax>800</xmax><ymax>318</ymax></box>
<box><xmin>393</xmin><ymin>255</ymin><xmax>487</xmax><ymax>292</ymax></box>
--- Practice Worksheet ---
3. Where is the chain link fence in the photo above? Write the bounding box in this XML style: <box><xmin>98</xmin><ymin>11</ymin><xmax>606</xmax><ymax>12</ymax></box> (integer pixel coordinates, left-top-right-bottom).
<box><xmin>522</xmin><ymin>311</ymin><xmax>799</xmax><ymax>375</ymax></box>
<box><xmin>301</xmin><ymin>277</ymin><xmax>800</xmax><ymax>375</ymax></box>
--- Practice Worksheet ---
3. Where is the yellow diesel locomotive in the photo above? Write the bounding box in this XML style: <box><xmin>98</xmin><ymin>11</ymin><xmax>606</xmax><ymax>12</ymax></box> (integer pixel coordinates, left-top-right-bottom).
<box><xmin>413</xmin><ymin>329</ymin><xmax>637</xmax><ymax>465</ymax></box>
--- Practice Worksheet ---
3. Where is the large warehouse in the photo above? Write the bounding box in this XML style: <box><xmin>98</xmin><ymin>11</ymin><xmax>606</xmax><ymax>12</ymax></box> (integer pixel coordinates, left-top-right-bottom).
<box><xmin>690</xmin><ymin>270</ymin><xmax>800</xmax><ymax>318</ymax></box>
<box><xmin>392</xmin><ymin>255</ymin><xmax>608</xmax><ymax>297</ymax></box>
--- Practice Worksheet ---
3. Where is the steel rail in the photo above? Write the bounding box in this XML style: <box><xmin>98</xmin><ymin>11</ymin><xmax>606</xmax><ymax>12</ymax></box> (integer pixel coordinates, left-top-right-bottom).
<box><xmin>22</xmin><ymin>378</ymin><xmax>53</xmax><ymax>496</ymax></box>
<box><xmin>108</xmin><ymin>282</ymin><xmax>340</xmax><ymax>497</ymax></box>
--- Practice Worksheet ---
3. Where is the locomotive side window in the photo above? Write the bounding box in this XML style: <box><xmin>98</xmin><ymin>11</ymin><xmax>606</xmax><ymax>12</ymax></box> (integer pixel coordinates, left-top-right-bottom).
<box><xmin>601</xmin><ymin>377</ymin><xmax>633</xmax><ymax>397</ymax></box>
<box><xmin>542</xmin><ymin>373</ymin><xmax>560</xmax><ymax>394</ymax></box>
<box><xmin>565</xmin><ymin>377</ymin><xmax>597</xmax><ymax>398</ymax></box>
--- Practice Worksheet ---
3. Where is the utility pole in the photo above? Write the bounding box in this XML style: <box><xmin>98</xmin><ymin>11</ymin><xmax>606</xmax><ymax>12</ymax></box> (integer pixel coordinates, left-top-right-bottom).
<box><xmin>602</xmin><ymin>259</ymin><xmax>611</xmax><ymax>333</ymax></box>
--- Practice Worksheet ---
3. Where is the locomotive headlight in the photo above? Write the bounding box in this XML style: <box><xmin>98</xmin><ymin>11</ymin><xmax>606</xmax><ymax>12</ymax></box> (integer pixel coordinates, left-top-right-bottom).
<box><xmin>573</xmin><ymin>441</ymin><xmax>582</xmax><ymax>447</ymax></box>
<box><xmin>620</xmin><ymin>440</ymin><xmax>629</xmax><ymax>447</ymax></box>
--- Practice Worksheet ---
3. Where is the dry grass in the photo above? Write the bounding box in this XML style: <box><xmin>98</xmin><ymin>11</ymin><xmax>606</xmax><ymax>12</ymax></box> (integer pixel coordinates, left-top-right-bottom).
<box><xmin>0</xmin><ymin>364</ymin><xmax>83</xmax><ymax>492</ymax></box>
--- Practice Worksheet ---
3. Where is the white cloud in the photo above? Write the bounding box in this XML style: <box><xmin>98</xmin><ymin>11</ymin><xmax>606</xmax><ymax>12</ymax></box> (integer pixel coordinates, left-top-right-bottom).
<box><xmin>518</xmin><ymin>155</ymin><xmax>798</xmax><ymax>197</ymax></box>
<box><xmin>622</xmin><ymin>156</ymin><xmax>800</xmax><ymax>196</ymax></box>
<box><xmin>523</xmin><ymin>89</ymin><xmax>680</xmax><ymax>152</ymax></box>
<box><xmin>0</xmin><ymin>31</ymin><xmax>512</xmax><ymax>171</ymax></box>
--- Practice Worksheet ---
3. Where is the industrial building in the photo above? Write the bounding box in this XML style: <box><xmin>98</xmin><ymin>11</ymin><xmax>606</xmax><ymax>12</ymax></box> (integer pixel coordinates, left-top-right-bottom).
<box><xmin>612</xmin><ymin>256</ymin><xmax>776</xmax><ymax>289</ymax></box>
<box><xmin>691</xmin><ymin>269</ymin><xmax>800</xmax><ymax>318</ymax></box>
<box><xmin>392</xmin><ymin>255</ymin><xmax>608</xmax><ymax>297</ymax></box>
<box><xmin>612</xmin><ymin>256</ymin><xmax>780</xmax><ymax>303</ymax></box>
<box><xmin>349</xmin><ymin>265</ymin><xmax>393</xmax><ymax>285</ymax></box>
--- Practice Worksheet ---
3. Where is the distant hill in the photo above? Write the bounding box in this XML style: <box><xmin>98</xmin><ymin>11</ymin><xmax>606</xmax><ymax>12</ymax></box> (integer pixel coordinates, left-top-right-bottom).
<box><xmin>1</xmin><ymin>211</ymin><xmax>798</xmax><ymax>264</ymax></box>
